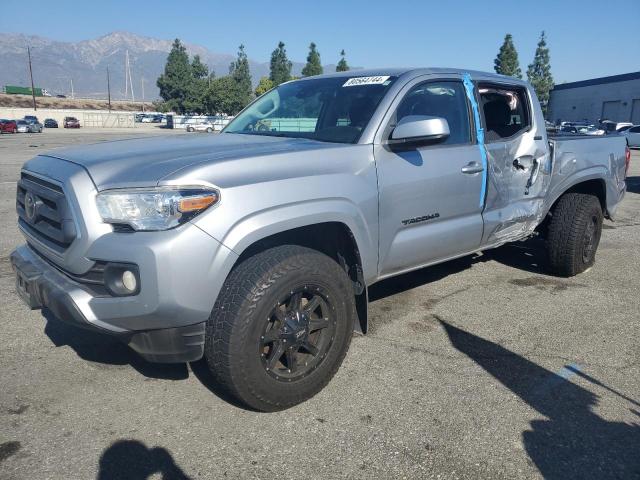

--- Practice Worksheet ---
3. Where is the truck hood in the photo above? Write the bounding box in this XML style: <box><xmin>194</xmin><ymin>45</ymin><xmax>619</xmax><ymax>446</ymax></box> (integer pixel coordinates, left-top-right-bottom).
<box><xmin>43</xmin><ymin>133</ymin><xmax>342</xmax><ymax>190</ymax></box>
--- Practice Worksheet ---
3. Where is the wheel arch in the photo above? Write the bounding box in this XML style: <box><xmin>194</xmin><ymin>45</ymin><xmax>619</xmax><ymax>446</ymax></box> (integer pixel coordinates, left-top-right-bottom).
<box><xmin>230</xmin><ymin>220</ymin><xmax>370</xmax><ymax>334</ymax></box>
<box><xmin>546</xmin><ymin>176</ymin><xmax>608</xmax><ymax>219</ymax></box>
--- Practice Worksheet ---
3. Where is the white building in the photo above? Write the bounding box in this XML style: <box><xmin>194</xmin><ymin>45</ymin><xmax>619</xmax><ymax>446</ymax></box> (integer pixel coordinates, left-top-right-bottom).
<box><xmin>548</xmin><ymin>71</ymin><xmax>640</xmax><ymax>125</ymax></box>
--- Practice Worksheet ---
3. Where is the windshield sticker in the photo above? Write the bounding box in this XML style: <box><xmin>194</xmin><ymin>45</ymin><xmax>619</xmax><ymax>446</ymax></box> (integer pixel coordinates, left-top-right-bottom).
<box><xmin>343</xmin><ymin>76</ymin><xmax>390</xmax><ymax>87</ymax></box>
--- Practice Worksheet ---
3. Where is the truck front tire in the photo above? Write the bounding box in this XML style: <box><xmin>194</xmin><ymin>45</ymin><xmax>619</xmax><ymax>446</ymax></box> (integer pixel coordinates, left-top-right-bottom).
<box><xmin>546</xmin><ymin>193</ymin><xmax>603</xmax><ymax>277</ymax></box>
<box><xmin>204</xmin><ymin>245</ymin><xmax>355</xmax><ymax>411</ymax></box>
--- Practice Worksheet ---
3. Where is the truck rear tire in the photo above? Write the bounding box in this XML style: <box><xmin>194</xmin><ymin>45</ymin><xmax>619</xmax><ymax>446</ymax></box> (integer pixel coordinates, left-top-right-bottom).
<box><xmin>546</xmin><ymin>193</ymin><xmax>603</xmax><ymax>277</ymax></box>
<box><xmin>204</xmin><ymin>245</ymin><xmax>355</xmax><ymax>411</ymax></box>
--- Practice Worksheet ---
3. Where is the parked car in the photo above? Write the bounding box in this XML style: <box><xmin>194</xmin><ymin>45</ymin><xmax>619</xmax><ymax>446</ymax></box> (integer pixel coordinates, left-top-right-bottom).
<box><xmin>16</xmin><ymin>120</ymin><xmax>42</xmax><ymax>133</ymax></box>
<box><xmin>186</xmin><ymin>121</ymin><xmax>214</xmax><ymax>132</ymax></box>
<box><xmin>600</xmin><ymin>120</ymin><xmax>634</xmax><ymax>134</ymax></box>
<box><xmin>561</xmin><ymin>125</ymin><xmax>604</xmax><ymax>135</ymax></box>
<box><xmin>10</xmin><ymin>68</ymin><xmax>629</xmax><ymax>411</ymax></box>
<box><xmin>63</xmin><ymin>117</ymin><xmax>80</xmax><ymax>128</ymax></box>
<box><xmin>577</xmin><ymin>126</ymin><xmax>605</xmax><ymax>135</ymax></box>
<box><xmin>139</xmin><ymin>114</ymin><xmax>164</xmax><ymax>123</ymax></box>
<box><xmin>622</xmin><ymin>125</ymin><xmax>640</xmax><ymax>148</ymax></box>
<box><xmin>24</xmin><ymin>115</ymin><xmax>39</xmax><ymax>124</ymax></box>
<box><xmin>0</xmin><ymin>119</ymin><xmax>18</xmax><ymax>134</ymax></box>
<box><xmin>44</xmin><ymin>118</ymin><xmax>58</xmax><ymax>128</ymax></box>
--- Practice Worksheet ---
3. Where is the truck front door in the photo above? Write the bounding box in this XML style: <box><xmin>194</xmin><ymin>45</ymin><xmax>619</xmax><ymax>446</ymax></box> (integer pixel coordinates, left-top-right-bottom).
<box><xmin>375</xmin><ymin>78</ymin><xmax>485</xmax><ymax>277</ymax></box>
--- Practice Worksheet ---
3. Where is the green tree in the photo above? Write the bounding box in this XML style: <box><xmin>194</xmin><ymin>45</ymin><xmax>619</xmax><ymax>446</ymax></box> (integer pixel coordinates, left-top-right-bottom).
<box><xmin>269</xmin><ymin>41</ymin><xmax>292</xmax><ymax>86</ymax></box>
<box><xmin>494</xmin><ymin>34</ymin><xmax>522</xmax><ymax>78</ymax></box>
<box><xmin>185</xmin><ymin>54</ymin><xmax>209</xmax><ymax>113</ymax></box>
<box><xmin>156</xmin><ymin>39</ymin><xmax>194</xmax><ymax>114</ymax></box>
<box><xmin>229</xmin><ymin>44</ymin><xmax>253</xmax><ymax>107</ymax></box>
<box><xmin>191</xmin><ymin>54</ymin><xmax>209</xmax><ymax>79</ymax></box>
<box><xmin>301</xmin><ymin>42</ymin><xmax>323</xmax><ymax>77</ymax></box>
<box><xmin>527</xmin><ymin>31</ymin><xmax>554</xmax><ymax>116</ymax></box>
<box><xmin>336</xmin><ymin>49</ymin><xmax>349</xmax><ymax>72</ymax></box>
<box><xmin>204</xmin><ymin>76</ymin><xmax>246</xmax><ymax>116</ymax></box>
<box><xmin>255</xmin><ymin>76</ymin><xmax>274</xmax><ymax>97</ymax></box>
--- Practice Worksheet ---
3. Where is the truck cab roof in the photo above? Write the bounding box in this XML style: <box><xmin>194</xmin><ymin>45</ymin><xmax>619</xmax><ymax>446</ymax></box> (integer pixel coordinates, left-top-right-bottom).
<box><xmin>295</xmin><ymin>68</ymin><xmax>529</xmax><ymax>86</ymax></box>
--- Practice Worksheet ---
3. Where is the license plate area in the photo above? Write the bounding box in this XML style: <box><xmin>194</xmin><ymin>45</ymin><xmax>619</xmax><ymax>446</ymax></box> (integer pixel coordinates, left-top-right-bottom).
<box><xmin>14</xmin><ymin>265</ymin><xmax>41</xmax><ymax>309</ymax></box>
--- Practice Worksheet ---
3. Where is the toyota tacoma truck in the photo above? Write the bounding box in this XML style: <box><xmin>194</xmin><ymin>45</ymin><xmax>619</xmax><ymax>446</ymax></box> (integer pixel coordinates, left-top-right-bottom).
<box><xmin>11</xmin><ymin>69</ymin><xmax>630</xmax><ymax>411</ymax></box>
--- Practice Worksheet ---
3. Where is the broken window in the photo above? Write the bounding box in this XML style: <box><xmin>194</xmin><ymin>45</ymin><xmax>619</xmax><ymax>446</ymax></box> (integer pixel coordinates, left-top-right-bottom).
<box><xmin>479</xmin><ymin>86</ymin><xmax>531</xmax><ymax>142</ymax></box>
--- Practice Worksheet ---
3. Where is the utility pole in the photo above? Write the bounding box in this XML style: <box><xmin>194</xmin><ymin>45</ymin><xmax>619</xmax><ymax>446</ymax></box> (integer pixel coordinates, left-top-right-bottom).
<box><xmin>141</xmin><ymin>76</ymin><xmax>145</xmax><ymax>112</ymax></box>
<box><xmin>70</xmin><ymin>78</ymin><xmax>74</xmax><ymax>99</ymax></box>
<box><xmin>27</xmin><ymin>46</ymin><xmax>37</xmax><ymax>111</ymax></box>
<box><xmin>124</xmin><ymin>51</ymin><xmax>128</xmax><ymax>100</ymax></box>
<box><xmin>107</xmin><ymin>66</ymin><xmax>112</xmax><ymax>112</ymax></box>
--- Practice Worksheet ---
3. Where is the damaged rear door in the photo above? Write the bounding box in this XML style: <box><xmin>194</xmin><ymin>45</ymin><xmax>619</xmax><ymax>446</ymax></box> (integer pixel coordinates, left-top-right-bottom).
<box><xmin>476</xmin><ymin>82</ymin><xmax>551</xmax><ymax>245</ymax></box>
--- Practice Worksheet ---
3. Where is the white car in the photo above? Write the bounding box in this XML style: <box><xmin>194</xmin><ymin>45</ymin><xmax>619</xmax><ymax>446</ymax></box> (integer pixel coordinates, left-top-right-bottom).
<box><xmin>186</xmin><ymin>122</ymin><xmax>214</xmax><ymax>133</ymax></box>
<box><xmin>576</xmin><ymin>126</ymin><xmax>605</xmax><ymax>136</ymax></box>
<box><xmin>622</xmin><ymin>125</ymin><xmax>640</xmax><ymax>148</ymax></box>
<box><xmin>600</xmin><ymin>120</ymin><xmax>633</xmax><ymax>134</ymax></box>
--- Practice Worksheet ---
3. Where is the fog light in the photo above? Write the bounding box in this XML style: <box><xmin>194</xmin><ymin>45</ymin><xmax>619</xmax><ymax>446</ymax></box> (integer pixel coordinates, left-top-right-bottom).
<box><xmin>103</xmin><ymin>262</ymin><xmax>140</xmax><ymax>296</ymax></box>
<box><xmin>122</xmin><ymin>270</ymin><xmax>137</xmax><ymax>292</ymax></box>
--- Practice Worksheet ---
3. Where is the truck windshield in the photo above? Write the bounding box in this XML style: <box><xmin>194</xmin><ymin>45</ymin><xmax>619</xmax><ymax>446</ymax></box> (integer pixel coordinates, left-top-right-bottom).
<box><xmin>224</xmin><ymin>76</ymin><xmax>397</xmax><ymax>144</ymax></box>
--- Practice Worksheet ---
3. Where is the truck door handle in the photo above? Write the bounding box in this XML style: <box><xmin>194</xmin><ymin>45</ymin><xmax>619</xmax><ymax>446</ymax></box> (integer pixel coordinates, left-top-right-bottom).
<box><xmin>461</xmin><ymin>162</ymin><xmax>484</xmax><ymax>174</ymax></box>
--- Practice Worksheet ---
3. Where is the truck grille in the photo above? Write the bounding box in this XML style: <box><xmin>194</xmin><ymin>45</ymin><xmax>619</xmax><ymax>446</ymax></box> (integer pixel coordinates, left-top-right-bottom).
<box><xmin>16</xmin><ymin>173</ymin><xmax>77</xmax><ymax>251</ymax></box>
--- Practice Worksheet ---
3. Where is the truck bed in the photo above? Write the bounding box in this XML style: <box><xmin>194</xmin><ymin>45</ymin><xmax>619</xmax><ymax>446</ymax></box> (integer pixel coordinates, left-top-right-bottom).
<box><xmin>546</xmin><ymin>134</ymin><xmax>627</xmax><ymax>219</ymax></box>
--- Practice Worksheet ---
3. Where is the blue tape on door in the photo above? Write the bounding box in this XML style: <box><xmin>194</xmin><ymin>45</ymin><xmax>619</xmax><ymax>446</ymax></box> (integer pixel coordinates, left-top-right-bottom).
<box><xmin>462</xmin><ymin>73</ymin><xmax>488</xmax><ymax>209</ymax></box>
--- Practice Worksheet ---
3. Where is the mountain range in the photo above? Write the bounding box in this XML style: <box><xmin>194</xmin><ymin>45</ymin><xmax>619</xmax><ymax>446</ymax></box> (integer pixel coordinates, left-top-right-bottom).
<box><xmin>0</xmin><ymin>31</ymin><xmax>348</xmax><ymax>100</ymax></box>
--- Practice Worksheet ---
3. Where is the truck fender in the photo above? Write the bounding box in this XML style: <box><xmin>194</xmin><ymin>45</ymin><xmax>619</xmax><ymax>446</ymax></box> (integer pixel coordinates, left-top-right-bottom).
<box><xmin>198</xmin><ymin>199</ymin><xmax>376</xmax><ymax>334</ymax></box>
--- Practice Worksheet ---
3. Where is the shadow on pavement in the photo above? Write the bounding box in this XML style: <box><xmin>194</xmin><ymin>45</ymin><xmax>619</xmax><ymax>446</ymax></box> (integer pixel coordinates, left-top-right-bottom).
<box><xmin>97</xmin><ymin>440</ymin><xmax>192</xmax><ymax>480</ymax></box>
<box><xmin>42</xmin><ymin>311</ymin><xmax>254</xmax><ymax>409</ymax></box>
<box><xmin>370</xmin><ymin>236</ymin><xmax>549</xmax><ymax>301</ymax></box>
<box><xmin>438</xmin><ymin>318</ymin><xmax>640</xmax><ymax>480</ymax></box>
<box><xmin>42</xmin><ymin>310</ymin><xmax>189</xmax><ymax>381</ymax></box>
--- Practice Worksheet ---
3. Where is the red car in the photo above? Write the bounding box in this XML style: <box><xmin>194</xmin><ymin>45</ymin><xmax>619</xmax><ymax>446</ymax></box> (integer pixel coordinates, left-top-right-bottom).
<box><xmin>63</xmin><ymin>116</ymin><xmax>81</xmax><ymax>128</ymax></box>
<box><xmin>0</xmin><ymin>119</ymin><xmax>18</xmax><ymax>134</ymax></box>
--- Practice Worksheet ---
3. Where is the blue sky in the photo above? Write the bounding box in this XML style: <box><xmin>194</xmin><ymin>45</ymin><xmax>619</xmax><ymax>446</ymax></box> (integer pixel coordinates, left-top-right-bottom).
<box><xmin>1</xmin><ymin>0</ymin><xmax>638</xmax><ymax>82</ymax></box>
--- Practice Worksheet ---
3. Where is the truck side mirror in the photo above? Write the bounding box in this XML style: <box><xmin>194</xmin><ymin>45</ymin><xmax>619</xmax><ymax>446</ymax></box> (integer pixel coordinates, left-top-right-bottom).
<box><xmin>388</xmin><ymin>115</ymin><xmax>450</xmax><ymax>148</ymax></box>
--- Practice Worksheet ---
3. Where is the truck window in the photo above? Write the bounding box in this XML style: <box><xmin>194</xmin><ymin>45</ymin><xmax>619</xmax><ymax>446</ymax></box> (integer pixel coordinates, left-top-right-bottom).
<box><xmin>394</xmin><ymin>81</ymin><xmax>471</xmax><ymax>145</ymax></box>
<box><xmin>479</xmin><ymin>86</ymin><xmax>530</xmax><ymax>142</ymax></box>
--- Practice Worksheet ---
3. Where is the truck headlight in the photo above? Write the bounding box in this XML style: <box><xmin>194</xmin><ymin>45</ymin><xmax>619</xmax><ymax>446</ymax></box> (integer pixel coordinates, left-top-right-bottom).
<box><xmin>96</xmin><ymin>187</ymin><xmax>219</xmax><ymax>231</ymax></box>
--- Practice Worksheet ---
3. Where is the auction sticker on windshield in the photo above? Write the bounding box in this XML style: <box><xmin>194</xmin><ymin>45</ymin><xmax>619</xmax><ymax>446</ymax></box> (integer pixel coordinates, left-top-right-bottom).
<box><xmin>343</xmin><ymin>76</ymin><xmax>390</xmax><ymax>87</ymax></box>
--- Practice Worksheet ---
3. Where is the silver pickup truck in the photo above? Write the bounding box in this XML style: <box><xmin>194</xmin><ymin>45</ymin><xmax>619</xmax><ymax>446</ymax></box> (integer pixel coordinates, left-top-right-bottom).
<box><xmin>11</xmin><ymin>68</ymin><xmax>630</xmax><ymax>411</ymax></box>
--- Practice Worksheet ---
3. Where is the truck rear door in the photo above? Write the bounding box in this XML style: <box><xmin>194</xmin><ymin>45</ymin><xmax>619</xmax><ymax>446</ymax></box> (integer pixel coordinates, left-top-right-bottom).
<box><xmin>375</xmin><ymin>77</ymin><xmax>485</xmax><ymax>276</ymax></box>
<box><xmin>476</xmin><ymin>83</ymin><xmax>551</xmax><ymax>245</ymax></box>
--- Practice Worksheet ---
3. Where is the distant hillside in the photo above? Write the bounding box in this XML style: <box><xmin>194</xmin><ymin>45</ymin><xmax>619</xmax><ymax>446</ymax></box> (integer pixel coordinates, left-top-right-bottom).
<box><xmin>0</xmin><ymin>93</ymin><xmax>153</xmax><ymax>111</ymax></box>
<box><xmin>0</xmin><ymin>31</ymin><xmax>347</xmax><ymax>100</ymax></box>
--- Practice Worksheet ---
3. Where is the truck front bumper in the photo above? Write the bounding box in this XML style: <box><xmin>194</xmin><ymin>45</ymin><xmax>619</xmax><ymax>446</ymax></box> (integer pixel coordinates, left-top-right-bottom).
<box><xmin>10</xmin><ymin>223</ymin><xmax>238</xmax><ymax>363</ymax></box>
